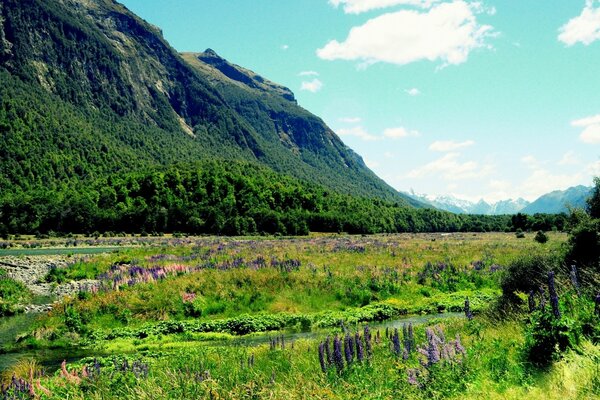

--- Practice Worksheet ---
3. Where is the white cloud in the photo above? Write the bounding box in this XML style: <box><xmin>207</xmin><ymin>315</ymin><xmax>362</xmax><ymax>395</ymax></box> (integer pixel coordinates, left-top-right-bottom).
<box><xmin>339</xmin><ymin>117</ymin><xmax>362</xmax><ymax>123</ymax></box>
<box><xmin>519</xmin><ymin>169</ymin><xmax>584</xmax><ymax>200</ymax></box>
<box><xmin>406</xmin><ymin>152</ymin><xmax>492</xmax><ymax>180</ymax></box>
<box><xmin>300</xmin><ymin>78</ymin><xmax>323</xmax><ymax>93</ymax></box>
<box><xmin>299</xmin><ymin>71</ymin><xmax>319</xmax><ymax>76</ymax></box>
<box><xmin>281</xmin><ymin>44</ymin><xmax>289</xmax><ymax>50</ymax></box>
<box><xmin>558</xmin><ymin>150</ymin><xmax>580</xmax><ymax>166</ymax></box>
<box><xmin>587</xmin><ymin>160</ymin><xmax>600</xmax><ymax>176</ymax></box>
<box><xmin>404</xmin><ymin>88</ymin><xmax>421</xmax><ymax>96</ymax></box>
<box><xmin>558</xmin><ymin>0</ymin><xmax>600</xmax><ymax>46</ymax></box>
<box><xmin>384</xmin><ymin>151</ymin><xmax>395</xmax><ymax>158</ymax></box>
<box><xmin>336</xmin><ymin>126</ymin><xmax>379</xmax><ymax>141</ymax></box>
<box><xmin>521</xmin><ymin>154</ymin><xmax>539</xmax><ymax>168</ymax></box>
<box><xmin>572</xmin><ymin>113</ymin><xmax>600</xmax><ymax>143</ymax></box>
<box><xmin>580</xmin><ymin>125</ymin><xmax>600</xmax><ymax>143</ymax></box>
<box><xmin>572</xmin><ymin>114</ymin><xmax>600</xmax><ymax>126</ymax></box>
<box><xmin>429</xmin><ymin>140</ymin><xmax>474</xmax><ymax>152</ymax></box>
<box><xmin>383</xmin><ymin>126</ymin><xmax>420</xmax><ymax>138</ymax></box>
<box><xmin>317</xmin><ymin>1</ymin><xmax>494</xmax><ymax>67</ymax></box>
<box><xmin>329</xmin><ymin>0</ymin><xmax>439</xmax><ymax>14</ymax></box>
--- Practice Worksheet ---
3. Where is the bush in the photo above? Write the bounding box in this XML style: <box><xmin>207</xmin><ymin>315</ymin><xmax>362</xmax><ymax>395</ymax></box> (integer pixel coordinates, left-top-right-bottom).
<box><xmin>534</xmin><ymin>230</ymin><xmax>548</xmax><ymax>244</ymax></box>
<box><xmin>523</xmin><ymin>308</ymin><xmax>580</xmax><ymax>366</ymax></box>
<box><xmin>499</xmin><ymin>254</ymin><xmax>561</xmax><ymax>308</ymax></box>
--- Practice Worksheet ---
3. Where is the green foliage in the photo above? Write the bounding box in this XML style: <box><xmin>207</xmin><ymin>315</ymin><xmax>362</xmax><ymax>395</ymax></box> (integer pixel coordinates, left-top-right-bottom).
<box><xmin>499</xmin><ymin>253</ymin><xmax>561</xmax><ymax>307</ymax></box>
<box><xmin>524</xmin><ymin>309</ymin><xmax>581</xmax><ymax>367</ymax></box>
<box><xmin>534</xmin><ymin>230</ymin><xmax>548</xmax><ymax>244</ymax></box>
<box><xmin>0</xmin><ymin>270</ymin><xmax>30</xmax><ymax>316</ymax></box>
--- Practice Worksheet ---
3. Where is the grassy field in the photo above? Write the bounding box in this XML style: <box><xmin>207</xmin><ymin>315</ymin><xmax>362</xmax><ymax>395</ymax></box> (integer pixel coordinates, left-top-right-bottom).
<box><xmin>2</xmin><ymin>232</ymin><xmax>599</xmax><ymax>399</ymax></box>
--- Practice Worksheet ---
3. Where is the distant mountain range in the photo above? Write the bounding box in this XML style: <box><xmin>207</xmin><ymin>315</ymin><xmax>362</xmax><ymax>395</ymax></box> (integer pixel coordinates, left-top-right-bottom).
<box><xmin>406</xmin><ymin>185</ymin><xmax>592</xmax><ymax>215</ymax></box>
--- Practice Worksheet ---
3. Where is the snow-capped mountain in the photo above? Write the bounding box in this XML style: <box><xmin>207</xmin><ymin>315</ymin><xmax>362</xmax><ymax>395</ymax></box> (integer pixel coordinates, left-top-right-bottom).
<box><xmin>406</xmin><ymin>186</ymin><xmax>592</xmax><ymax>215</ymax></box>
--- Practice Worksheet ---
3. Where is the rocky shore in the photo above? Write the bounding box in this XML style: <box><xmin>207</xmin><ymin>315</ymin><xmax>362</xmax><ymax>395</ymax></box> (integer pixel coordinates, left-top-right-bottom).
<box><xmin>0</xmin><ymin>256</ymin><xmax>99</xmax><ymax>313</ymax></box>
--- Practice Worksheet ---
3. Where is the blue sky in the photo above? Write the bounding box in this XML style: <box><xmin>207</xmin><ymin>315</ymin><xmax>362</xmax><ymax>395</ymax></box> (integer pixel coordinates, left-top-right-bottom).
<box><xmin>119</xmin><ymin>0</ymin><xmax>600</xmax><ymax>202</ymax></box>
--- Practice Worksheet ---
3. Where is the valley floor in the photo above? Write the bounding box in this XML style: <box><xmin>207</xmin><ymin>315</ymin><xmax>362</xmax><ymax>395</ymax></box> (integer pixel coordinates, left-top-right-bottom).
<box><xmin>1</xmin><ymin>232</ymin><xmax>598</xmax><ymax>399</ymax></box>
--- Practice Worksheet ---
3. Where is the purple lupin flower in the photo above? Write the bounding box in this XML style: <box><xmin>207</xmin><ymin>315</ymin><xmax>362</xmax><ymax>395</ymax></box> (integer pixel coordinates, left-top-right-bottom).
<box><xmin>407</xmin><ymin>368</ymin><xmax>420</xmax><ymax>387</ymax></box>
<box><xmin>464</xmin><ymin>297</ymin><xmax>474</xmax><ymax>320</ymax></box>
<box><xmin>548</xmin><ymin>271</ymin><xmax>561</xmax><ymax>319</ymax></box>
<box><xmin>454</xmin><ymin>334</ymin><xmax>466</xmax><ymax>355</ymax></box>
<box><xmin>364</xmin><ymin>326</ymin><xmax>372</xmax><ymax>358</ymax></box>
<box><xmin>333</xmin><ymin>335</ymin><xmax>344</xmax><ymax>372</ymax></box>
<box><xmin>425</xmin><ymin>327</ymin><xmax>441</xmax><ymax>365</ymax></box>
<box><xmin>392</xmin><ymin>328</ymin><xmax>401</xmax><ymax>356</ymax></box>
<box><xmin>408</xmin><ymin>323</ymin><xmax>414</xmax><ymax>353</ymax></box>
<box><xmin>324</xmin><ymin>336</ymin><xmax>333</xmax><ymax>366</ymax></box>
<box><xmin>318</xmin><ymin>342</ymin><xmax>327</xmax><ymax>373</ymax></box>
<box><xmin>355</xmin><ymin>332</ymin><xmax>364</xmax><ymax>362</ymax></box>
<box><xmin>595</xmin><ymin>294</ymin><xmax>600</xmax><ymax>317</ymax></box>
<box><xmin>344</xmin><ymin>334</ymin><xmax>354</xmax><ymax>365</ymax></box>
<box><xmin>375</xmin><ymin>329</ymin><xmax>381</xmax><ymax>344</ymax></box>
<box><xmin>539</xmin><ymin>286</ymin><xmax>546</xmax><ymax>310</ymax></box>
<box><xmin>570</xmin><ymin>265</ymin><xmax>580</xmax><ymax>296</ymax></box>
<box><xmin>528</xmin><ymin>290</ymin><xmax>536</xmax><ymax>313</ymax></box>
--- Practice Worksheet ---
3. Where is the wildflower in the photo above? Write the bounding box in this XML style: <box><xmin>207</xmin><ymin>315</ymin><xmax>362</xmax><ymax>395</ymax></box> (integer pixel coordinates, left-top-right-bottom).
<box><xmin>464</xmin><ymin>297</ymin><xmax>474</xmax><ymax>320</ymax></box>
<box><xmin>539</xmin><ymin>286</ymin><xmax>546</xmax><ymax>310</ymax></box>
<box><xmin>318</xmin><ymin>342</ymin><xmax>327</xmax><ymax>373</ymax></box>
<box><xmin>392</xmin><ymin>328</ymin><xmax>401</xmax><ymax>356</ymax></box>
<box><xmin>595</xmin><ymin>294</ymin><xmax>600</xmax><ymax>317</ymax></box>
<box><xmin>364</xmin><ymin>326</ymin><xmax>372</xmax><ymax>357</ymax></box>
<box><xmin>548</xmin><ymin>271</ymin><xmax>561</xmax><ymax>319</ymax></box>
<box><xmin>454</xmin><ymin>334</ymin><xmax>466</xmax><ymax>355</ymax></box>
<box><xmin>407</xmin><ymin>368</ymin><xmax>420</xmax><ymax>387</ymax></box>
<box><xmin>344</xmin><ymin>334</ymin><xmax>354</xmax><ymax>365</ymax></box>
<box><xmin>324</xmin><ymin>336</ymin><xmax>333</xmax><ymax>366</ymax></box>
<box><xmin>425</xmin><ymin>328</ymin><xmax>441</xmax><ymax>365</ymax></box>
<box><xmin>528</xmin><ymin>290</ymin><xmax>536</xmax><ymax>313</ymax></box>
<box><xmin>570</xmin><ymin>265</ymin><xmax>580</xmax><ymax>295</ymax></box>
<box><xmin>333</xmin><ymin>336</ymin><xmax>344</xmax><ymax>372</ymax></box>
<box><xmin>355</xmin><ymin>332</ymin><xmax>364</xmax><ymax>362</ymax></box>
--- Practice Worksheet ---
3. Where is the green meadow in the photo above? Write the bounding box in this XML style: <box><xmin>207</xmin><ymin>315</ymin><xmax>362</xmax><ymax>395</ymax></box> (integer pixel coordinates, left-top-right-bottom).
<box><xmin>2</xmin><ymin>229</ymin><xmax>599</xmax><ymax>399</ymax></box>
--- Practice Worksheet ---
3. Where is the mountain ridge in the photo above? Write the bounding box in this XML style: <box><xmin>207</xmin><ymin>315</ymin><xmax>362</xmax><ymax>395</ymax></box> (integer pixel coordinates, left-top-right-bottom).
<box><xmin>407</xmin><ymin>185</ymin><xmax>591</xmax><ymax>215</ymax></box>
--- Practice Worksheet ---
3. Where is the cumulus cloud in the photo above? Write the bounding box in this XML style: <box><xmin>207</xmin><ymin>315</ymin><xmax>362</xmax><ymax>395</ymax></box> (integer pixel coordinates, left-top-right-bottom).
<box><xmin>383</xmin><ymin>126</ymin><xmax>420</xmax><ymax>138</ymax></box>
<box><xmin>300</xmin><ymin>78</ymin><xmax>323</xmax><ymax>93</ymax></box>
<box><xmin>558</xmin><ymin>0</ymin><xmax>600</xmax><ymax>46</ymax></box>
<box><xmin>336</xmin><ymin>126</ymin><xmax>379</xmax><ymax>141</ymax></box>
<box><xmin>299</xmin><ymin>71</ymin><xmax>319</xmax><ymax>76</ymax></box>
<box><xmin>572</xmin><ymin>113</ymin><xmax>600</xmax><ymax>143</ymax></box>
<box><xmin>406</xmin><ymin>152</ymin><xmax>492</xmax><ymax>180</ymax></box>
<box><xmin>317</xmin><ymin>1</ymin><xmax>494</xmax><ymax>67</ymax></box>
<box><xmin>329</xmin><ymin>0</ymin><xmax>439</xmax><ymax>14</ymax></box>
<box><xmin>405</xmin><ymin>88</ymin><xmax>421</xmax><ymax>96</ymax></box>
<box><xmin>429</xmin><ymin>140</ymin><xmax>474</xmax><ymax>152</ymax></box>
<box><xmin>558</xmin><ymin>150</ymin><xmax>580</xmax><ymax>166</ymax></box>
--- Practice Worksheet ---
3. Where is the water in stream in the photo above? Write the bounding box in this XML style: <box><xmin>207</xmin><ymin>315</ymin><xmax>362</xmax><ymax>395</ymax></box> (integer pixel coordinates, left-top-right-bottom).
<box><xmin>0</xmin><ymin>312</ymin><xmax>462</xmax><ymax>373</ymax></box>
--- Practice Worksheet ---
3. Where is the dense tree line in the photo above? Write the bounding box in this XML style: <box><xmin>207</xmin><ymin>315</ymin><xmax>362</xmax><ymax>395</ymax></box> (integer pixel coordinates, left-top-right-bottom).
<box><xmin>0</xmin><ymin>161</ymin><xmax>562</xmax><ymax>236</ymax></box>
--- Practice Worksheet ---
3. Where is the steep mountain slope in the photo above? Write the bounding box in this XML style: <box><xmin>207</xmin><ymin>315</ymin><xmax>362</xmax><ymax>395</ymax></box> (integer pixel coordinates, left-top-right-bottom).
<box><xmin>0</xmin><ymin>0</ymin><xmax>409</xmax><ymax>202</ymax></box>
<box><xmin>522</xmin><ymin>185</ymin><xmax>591</xmax><ymax>214</ymax></box>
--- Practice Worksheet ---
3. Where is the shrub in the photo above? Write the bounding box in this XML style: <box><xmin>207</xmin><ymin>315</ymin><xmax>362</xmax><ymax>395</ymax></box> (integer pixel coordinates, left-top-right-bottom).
<box><xmin>534</xmin><ymin>230</ymin><xmax>548</xmax><ymax>244</ymax></box>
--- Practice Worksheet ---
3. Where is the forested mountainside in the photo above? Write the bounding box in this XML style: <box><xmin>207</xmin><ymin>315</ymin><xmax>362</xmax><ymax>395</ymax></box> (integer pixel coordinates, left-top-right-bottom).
<box><xmin>0</xmin><ymin>0</ymin><xmax>414</xmax><ymax>203</ymax></box>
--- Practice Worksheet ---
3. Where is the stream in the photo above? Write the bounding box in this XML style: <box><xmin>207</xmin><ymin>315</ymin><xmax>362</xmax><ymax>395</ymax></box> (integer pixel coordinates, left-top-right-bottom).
<box><xmin>0</xmin><ymin>312</ymin><xmax>462</xmax><ymax>373</ymax></box>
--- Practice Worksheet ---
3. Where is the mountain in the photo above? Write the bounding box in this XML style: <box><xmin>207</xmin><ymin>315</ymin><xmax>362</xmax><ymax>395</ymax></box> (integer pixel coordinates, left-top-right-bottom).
<box><xmin>408</xmin><ymin>185</ymin><xmax>592</xmax><ymax>216</ymax></box>
<box><xmin>0</xmin><ymin>0</ymin><xmax>414</xmax><ymax>204</ymax></box>
<box><xmin>407</xmin><ymin>192</ymin><xmax>530</xmax><ymax>215</ymax></box>
<box><xmin>521</xmin><ymin>185</ymin><xmax>591</xmax><ymax>214</ymax></box>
